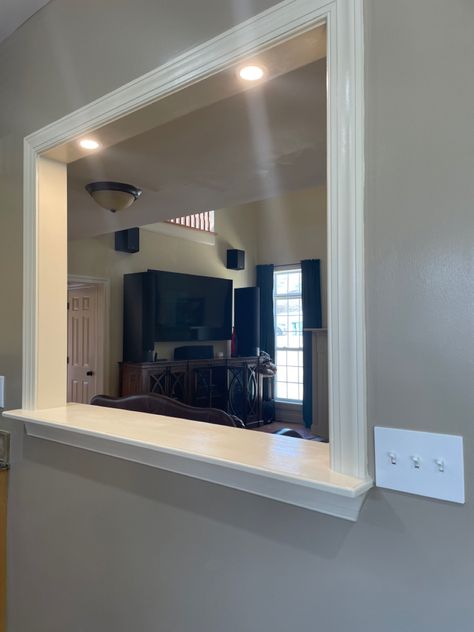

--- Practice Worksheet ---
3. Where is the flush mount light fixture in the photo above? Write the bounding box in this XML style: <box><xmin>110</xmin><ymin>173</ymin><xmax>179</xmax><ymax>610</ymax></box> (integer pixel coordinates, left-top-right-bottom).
<box><xmin>79</xmin><ymin>138</ymin><xmax>100</xmax><ymax>150</ymax></box>
<box><xmin>85</xmin><ymin>181</ymin><xmax>142</xmax><ymax>213</ymax></box>
<box><xmin>239</xmin><ymin>65</ymin><xmax>265</xmax><ymax>81</ymax></box>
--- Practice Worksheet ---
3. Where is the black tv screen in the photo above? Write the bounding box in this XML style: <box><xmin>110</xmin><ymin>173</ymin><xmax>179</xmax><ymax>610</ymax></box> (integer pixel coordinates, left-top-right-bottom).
<box><xmin>149</xmin><ymin>269</ymin><xmax>232</xmax><ymax>342</ymax></box>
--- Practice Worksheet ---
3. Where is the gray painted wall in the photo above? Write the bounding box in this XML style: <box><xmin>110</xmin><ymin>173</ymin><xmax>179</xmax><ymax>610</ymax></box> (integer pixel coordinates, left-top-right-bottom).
<box><xmin>1</xmin><ymin>0</ymin><xmax>474</xmax><ymax>630</ymax></box>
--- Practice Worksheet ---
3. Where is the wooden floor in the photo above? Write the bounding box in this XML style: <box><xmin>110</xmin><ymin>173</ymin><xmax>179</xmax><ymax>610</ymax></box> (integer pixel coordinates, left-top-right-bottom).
<box><xmin>252</xmin><ymin>421</ymin><xmax>326</xmax><ymax>441</ymax></box>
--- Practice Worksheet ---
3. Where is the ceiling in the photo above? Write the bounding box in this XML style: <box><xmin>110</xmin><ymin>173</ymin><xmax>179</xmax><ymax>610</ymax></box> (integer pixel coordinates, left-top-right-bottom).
<box><xmin>50</xmin><ymin>26</ymin><xmax>326</xmax><ymax>165</ymax></box>
<box><xmin>66</xmin><ymin>34</ymin><xmax>326</xmax><ymax>239</ymax></box>
<box><xmin>68</xmin><ymin>58</ymin><xmax>326</xmax><ymax>240</ymax></box>
<box><xmin>0</xmin><ymin>0</ymin><xmax>50</xmax><ymax>45</ymax></box>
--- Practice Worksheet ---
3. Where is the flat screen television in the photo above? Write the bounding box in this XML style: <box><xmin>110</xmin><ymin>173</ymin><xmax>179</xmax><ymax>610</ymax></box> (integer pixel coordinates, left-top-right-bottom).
<box><xmin>149</xmin><ymin>269</ymin><xmax>233</xmax><ymax>342</ymax></box>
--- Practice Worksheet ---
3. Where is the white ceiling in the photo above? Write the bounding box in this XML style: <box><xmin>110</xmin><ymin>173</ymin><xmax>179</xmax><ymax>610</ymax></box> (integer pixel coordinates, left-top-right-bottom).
<box><xmin>68</xmin><ymin>59</ymin><xmax>326</xmax><ymax>240</ymax></box>
<box><xmin>0</xmin><ymin>0</ymin><xmax>50</xmax><ymax>45</ymax></box>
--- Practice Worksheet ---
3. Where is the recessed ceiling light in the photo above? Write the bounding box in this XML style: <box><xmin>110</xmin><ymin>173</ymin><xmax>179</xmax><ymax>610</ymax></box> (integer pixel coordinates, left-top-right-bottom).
<box><xmin>79</xmin><ymin>138</ymin><xmax>100</xmax><ymax>150</ymax></box>
<box><xmin>239</xmin><ymin>65</ymin><xmax>265</xmax><ymax>81</ymax></box>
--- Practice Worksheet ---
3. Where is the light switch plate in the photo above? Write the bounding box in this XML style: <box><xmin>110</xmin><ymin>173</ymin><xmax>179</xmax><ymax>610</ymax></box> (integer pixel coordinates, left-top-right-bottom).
<box><xmin>374</xmin><ymin>427</ymin><xmax>465</xmax><ymax>503</ymax></box>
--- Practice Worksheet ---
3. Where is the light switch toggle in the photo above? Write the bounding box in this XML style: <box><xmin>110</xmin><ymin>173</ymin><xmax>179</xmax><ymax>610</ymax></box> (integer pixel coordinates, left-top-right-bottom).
<box><xmin>388</xmin><ymin>452</ymin><xmax>397</xmax><ymax>465</ymax></box>
<box><xmin>411</xmin><ymin>455</ymin><xmax>421</xmax><ymax>469</ymax></box>
<box><xmin>435</xmin><ymin>458</ymin><xmax>445</xmax><ymax>473</ymax></box>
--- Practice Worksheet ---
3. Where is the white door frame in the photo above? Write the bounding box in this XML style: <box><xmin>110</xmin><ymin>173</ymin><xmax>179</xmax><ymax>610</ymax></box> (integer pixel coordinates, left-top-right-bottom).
<box><xmin>67</xmin><ymin>275</ymin><xmax>110</xmax><ymax>397</ymax></box>
<box><xmin>22</xmin><ymin>0</ymin><xmax>367</xmax><ymax>479</ymax></box>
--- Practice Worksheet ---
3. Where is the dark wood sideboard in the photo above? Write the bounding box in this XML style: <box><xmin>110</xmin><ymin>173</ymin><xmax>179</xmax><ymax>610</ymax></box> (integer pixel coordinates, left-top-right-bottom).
<box><xmin>120</xmin><ymin>356</ymin><xmax>270</xmax><ymax>427</ymax></box>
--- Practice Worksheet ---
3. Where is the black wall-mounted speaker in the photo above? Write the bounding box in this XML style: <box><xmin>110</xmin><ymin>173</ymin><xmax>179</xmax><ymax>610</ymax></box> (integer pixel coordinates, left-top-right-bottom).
<box><xmin>234</xmin><ymin>287</ymin><xmax>260</xmax><ymax>357</ymax></box>
<box><xmin>115</xmin><ymin>227</ymin><xmax>140</xmax><ymax>253</ymax></box>
<box><xmin>227</xmin><ymin>249</ymin><xmax>245</xmax><ymax>270</ymax></box>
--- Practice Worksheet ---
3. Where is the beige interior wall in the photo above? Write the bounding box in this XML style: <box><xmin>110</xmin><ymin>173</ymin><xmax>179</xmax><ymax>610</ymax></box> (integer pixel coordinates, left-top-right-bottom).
<box><xmin>220</xmin><ymin>186</ymin><xmax>326</xmax><ymax>271</ymax></box>
<box><xmin>36</xmin><ymin>157</ymin><xmax>68</xmax><ymax>409</ymax></box>
<box><xmin>256</xmin><ymin>185</ymin><xmax>327</xmax><ymax>325</ymax></box>
<box><xmin>68</xmin><ymin>206</ymin><xmax>258</xmax><ymax>393</ymax></box>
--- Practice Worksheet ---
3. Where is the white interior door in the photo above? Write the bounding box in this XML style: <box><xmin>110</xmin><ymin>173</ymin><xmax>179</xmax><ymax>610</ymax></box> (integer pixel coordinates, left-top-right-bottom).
<box><xmin>67</xmin><ymin>285</ymin><xmax>99</xmax><ymax>403</ymax></box>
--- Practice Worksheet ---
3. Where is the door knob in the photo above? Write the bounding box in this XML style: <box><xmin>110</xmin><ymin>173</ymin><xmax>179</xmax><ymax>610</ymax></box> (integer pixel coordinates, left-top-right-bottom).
<box><xmin>86</xmin><ymin>371</ymin><xmax>94</xmax><ymax>376</ymax></box>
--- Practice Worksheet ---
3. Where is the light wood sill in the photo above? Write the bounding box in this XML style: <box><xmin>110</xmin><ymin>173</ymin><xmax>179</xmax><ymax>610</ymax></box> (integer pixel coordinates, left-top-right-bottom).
<box><xmin>3</xmin><ymin>404</ymin><xmax>372</xmax><ymax>521</ymax></box>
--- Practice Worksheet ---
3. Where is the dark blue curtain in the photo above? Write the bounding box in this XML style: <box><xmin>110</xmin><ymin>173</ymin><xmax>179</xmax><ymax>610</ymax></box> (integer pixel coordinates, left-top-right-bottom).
<box><xmin>301</xmin><ymin>259</ymin><xmax>322</xmax><ymax>428</ymax></box>
<box><xmin>256</xmin><ymin>264</ymin><xmax>275</xmax><ymax>422</ymax></box>
<box><xmin>256</xmin><ymin>264</ymin><xmax>275</xmax><ymax>359</ymax></box>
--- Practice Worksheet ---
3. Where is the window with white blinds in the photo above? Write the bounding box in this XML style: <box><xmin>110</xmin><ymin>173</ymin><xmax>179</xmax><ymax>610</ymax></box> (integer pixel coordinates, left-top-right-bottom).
<box><xmin>273</xmin><ymin>266</ymin><xmax>303</xmax><ymax>402</ymax></box>
<box><xmin>168</xmin><ymin>211</ymin><xmax>215</xmax><ymax>232</ymax></box>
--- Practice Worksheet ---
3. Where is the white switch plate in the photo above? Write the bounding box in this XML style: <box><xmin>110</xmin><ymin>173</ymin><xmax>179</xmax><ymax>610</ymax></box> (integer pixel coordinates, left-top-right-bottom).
<box><xmin>374</xmin><ymin>427</ymin><xmax>465</xmax><ymax>503</ymax></box>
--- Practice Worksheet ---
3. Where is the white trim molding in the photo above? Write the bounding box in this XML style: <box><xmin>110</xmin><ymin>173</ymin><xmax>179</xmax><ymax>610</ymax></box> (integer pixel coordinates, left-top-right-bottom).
<box><xmin>326</xmin><ymin>0</ymin><xmax>367</xmax><ymax>477</ymax></box>
<box><xmin>20</xmin><ymin>0</ymin><xmax>369</xmax><ymax>503</ymax></box>
<box><xmin>4</xmin><ymin>405</ymin><xmax>371</xmax><ymax>521</ymax></box>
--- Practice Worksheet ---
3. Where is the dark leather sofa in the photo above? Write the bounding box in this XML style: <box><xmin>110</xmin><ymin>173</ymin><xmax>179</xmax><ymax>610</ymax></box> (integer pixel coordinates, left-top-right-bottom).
<box><xmin>90</xmin><ymin>393</ymin><xmax>303</xmax><ymax>438</ymax></box>
<box><xmin>90</xmin><ymin>393</ymin><xmax>245</xmax><ymax>428</ymax></box>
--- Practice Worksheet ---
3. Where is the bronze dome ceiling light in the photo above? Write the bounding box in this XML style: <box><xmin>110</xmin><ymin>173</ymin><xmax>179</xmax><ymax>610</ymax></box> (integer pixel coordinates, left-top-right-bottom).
<box><xmin>85</xmin><ymin>181</ymin><xmax>142</xmax><ymax>212</ymax></box>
